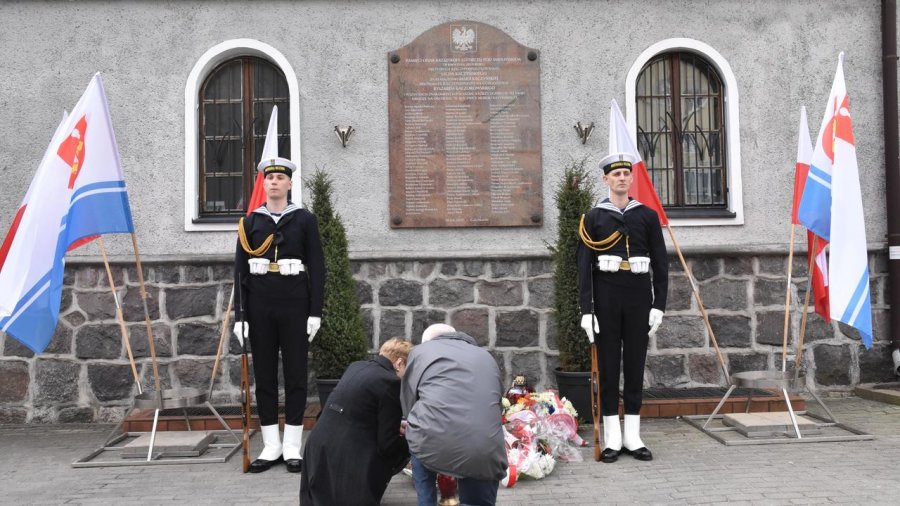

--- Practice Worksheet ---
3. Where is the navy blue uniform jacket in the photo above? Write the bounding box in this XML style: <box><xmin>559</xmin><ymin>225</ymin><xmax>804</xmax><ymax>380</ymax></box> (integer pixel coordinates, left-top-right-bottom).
<box><xmin>576</xmin><ymin>199</ymin><xmax>668</xmax><ymax>314</ymax></box>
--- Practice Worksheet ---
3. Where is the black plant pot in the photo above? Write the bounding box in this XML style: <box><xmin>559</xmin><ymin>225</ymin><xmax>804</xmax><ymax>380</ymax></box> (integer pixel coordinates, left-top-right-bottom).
<box><xmin>554</xmin><ymin>368</ymin><xmax>593</xmax><ymax>424</ymax></box>
<box><xmin>316</xmin><ymin>378</ymin><xmax>340</xmax><ymax>411</ymax></box>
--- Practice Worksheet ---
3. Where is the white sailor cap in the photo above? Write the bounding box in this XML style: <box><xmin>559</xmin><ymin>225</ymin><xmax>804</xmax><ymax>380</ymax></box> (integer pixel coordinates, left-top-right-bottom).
<box><xmin>257</xmin><ymin>156</ymin><xmax>297</xmax><ymax>177</ymax></box>
<box><xmin>599</xmin><ymin>152</ymin><xmax>635</xmax><ymax>174</ymax></box>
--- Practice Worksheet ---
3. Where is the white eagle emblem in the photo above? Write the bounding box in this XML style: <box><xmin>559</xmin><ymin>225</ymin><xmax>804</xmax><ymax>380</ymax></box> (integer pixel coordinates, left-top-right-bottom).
<box><xmin>452</xmin><ymin>26</ymin><xmax>475</xmax><ymax>51</ymax></box>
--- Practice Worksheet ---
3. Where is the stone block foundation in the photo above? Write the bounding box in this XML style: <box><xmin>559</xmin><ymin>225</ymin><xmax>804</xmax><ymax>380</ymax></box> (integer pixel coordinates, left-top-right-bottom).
<box><xmin>0</xmin><ymin>251</ymin><xmax>891</xmax><ymax>423</ymax></box>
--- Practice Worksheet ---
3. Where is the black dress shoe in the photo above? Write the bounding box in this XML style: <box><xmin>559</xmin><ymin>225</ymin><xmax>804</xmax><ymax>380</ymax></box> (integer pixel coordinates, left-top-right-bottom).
<box><xmin>285</xmin><ymin>458</ymin><xmax>302</xmax><ymax>473</ymax></box>
<box><xmin>248</xmin><ymin>456</ymin><xmax>283</xmax><ymax>473</ymax></box>
<box><xmin>600</xmin><ymin>448</ymin><xmax>619</xmax><ymax>463</ymax></box>
<box><xmin>621</xmin><ymin>446</ymin><xmax>653</xmax><ymax>461</ymax></box>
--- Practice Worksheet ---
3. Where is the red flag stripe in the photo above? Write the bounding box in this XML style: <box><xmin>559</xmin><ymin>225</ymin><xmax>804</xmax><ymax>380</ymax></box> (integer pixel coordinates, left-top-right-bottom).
<box><xmin>0</xmin><ymin>205</ymin><xmax>27</xmax><ymax>273</ymax></box>
<box><xmin>67</xmin><ymin>235</ymin><xmax>98</xmax><ymax>252</ymax></box>
<box><xmin>809</xmin><ymin>231</ymin><xmax>830</xmax><ymax>322</ymax></box>
<box><xmin>629</xmin><ymin>160</ymin><xmax>669</xmax><ymax>226</ymax></box>
<box><xmin>791</xmin><ymin>162</ymin><xmax>810</xmax><ymax>225</ymax></box>
<box><xmin>246</xmin><ymin>172</ymin><xmax>266</xmax><ymax>216</ymax></box>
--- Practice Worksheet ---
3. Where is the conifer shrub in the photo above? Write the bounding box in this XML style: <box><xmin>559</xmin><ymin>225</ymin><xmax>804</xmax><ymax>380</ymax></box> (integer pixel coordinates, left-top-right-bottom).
<box><xmin>548</xmin><ymin>158</ymin><xmax>596</xmax><ymax>372</ymax></box>
<box><xmin>307</xmin><ymin>170</ymin><xmax>368</xmax><ymax>379</ymax></box>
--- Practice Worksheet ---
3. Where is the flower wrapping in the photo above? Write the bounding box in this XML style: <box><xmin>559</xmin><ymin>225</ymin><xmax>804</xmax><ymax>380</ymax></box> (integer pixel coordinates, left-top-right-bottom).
<box><xmin>499</xmin><ymin>390</ymin><xmax>584</xmax><ymax>487</ymax></box>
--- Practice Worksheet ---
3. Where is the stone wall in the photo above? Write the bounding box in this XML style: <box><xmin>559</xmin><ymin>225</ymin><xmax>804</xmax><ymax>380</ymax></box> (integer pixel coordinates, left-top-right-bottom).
<box><xmin>0</xmin><ymin>252</ymin><xmax>895</xmax><ymax>424</ymax></box>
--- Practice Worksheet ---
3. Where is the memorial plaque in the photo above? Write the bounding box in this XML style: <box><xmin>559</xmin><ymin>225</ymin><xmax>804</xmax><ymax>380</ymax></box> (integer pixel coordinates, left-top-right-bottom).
<box><xmin>388</xmin><ymin>20</ymin><xmax>542</xmax><ymax>228</ymax></box>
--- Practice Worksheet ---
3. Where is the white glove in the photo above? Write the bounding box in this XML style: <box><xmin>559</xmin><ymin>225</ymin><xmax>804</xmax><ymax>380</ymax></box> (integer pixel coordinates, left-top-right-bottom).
<box><xmin>277</xmin><ymin>259</ymin><xmax>304</xmax><ymax>275</ymax></box>
<box><xmin>248</xmin><ymin>258</ymin><xmax>270</xmax><ymax>275</ymax></box>
<box><xmin>233</xmin><ymin>321</ymin><xmax>249</xmax><ymax>347</ymax></box>
<box><xmin>628</xmin><ymin>256</ymin><xmax>650</xmax><ymax>274</ymax></box>
<box><xmin>580</xmin><ymin>314</ymin><xmax>599</xmax><ymax>344</ymax></box>
<box><xmin>648</xmin><ymin>309</ymin><xmax>664</xmax><ymax>336</ymax></box>
<box><xmin>307</xmin><ymin>316</ymin><xmax>322</xmax><ymax>343</ymax></box>
<box><xmin>597</xmin><ymin>255</ymin><xmax>623</xmax><ymax>272</ymax></box>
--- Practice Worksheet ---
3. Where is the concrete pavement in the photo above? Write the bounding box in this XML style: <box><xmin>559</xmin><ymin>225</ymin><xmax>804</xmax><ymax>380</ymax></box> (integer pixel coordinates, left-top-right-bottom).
<box><xmin>1</xmin><ymin>396</ymin><xmax>898</xmax><ymax>505</ymax></box>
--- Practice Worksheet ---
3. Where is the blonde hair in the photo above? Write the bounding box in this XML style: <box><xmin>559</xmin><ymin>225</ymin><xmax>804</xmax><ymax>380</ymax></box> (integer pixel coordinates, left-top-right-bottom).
<box><xmin>379</xmin><ymin>337</ymin><xmax>413</xmax><ymax>363</ymax></box>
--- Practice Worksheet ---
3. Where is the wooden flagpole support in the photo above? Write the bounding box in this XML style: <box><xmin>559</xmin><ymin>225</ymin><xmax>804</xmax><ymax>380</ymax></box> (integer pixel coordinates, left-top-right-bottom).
<box><xmin>794</xmin><ymin>235</ymin><xmax>819</xmax><ymax>373</ymax></box>
<box><xmin>98</xmin><ymin>236</ymin><xmax>141</xmax><ymax>395</ymax></box>
<box><xmin>130</xmin><ymin>233</ymin><xmax>162</xmax><ymax>404</ymax></box>
<box><xmin>781</xmin><ymin>224</ymin><xmax>797</xmax><ymax>372</ymax></box>
<box><xmin>208</xmin><ymin>286</ymin><xmax>234</xmax><ymax>400</ymax></box>
<box><xmin>665</xmin><ymin>225</ymin><xmax>731</xmax><ymax>383</ymax></box>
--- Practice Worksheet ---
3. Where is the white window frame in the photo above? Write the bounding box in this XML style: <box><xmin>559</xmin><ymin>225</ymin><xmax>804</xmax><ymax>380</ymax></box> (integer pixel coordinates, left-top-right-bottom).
<box><xmin>184</xmin><ymin>39</ymin><xmax>301</xmax><ymax>232</ymax></box>
<box><xmin>625</xmin><ymin>38</ymin><xmax>743</xmax><ymax>226</ymax></box>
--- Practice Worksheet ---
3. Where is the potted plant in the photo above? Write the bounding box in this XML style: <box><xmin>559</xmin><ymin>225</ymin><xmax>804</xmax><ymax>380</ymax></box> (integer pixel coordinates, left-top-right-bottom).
<box><xmin>307</xmin><ymin>169</ymin><xmax>369</xmax><ymax>408</ymax></box>
<box><xmin>549</xmin><ymin>158</ymin><xmax>597</xmax><ymax>422</ymax></box>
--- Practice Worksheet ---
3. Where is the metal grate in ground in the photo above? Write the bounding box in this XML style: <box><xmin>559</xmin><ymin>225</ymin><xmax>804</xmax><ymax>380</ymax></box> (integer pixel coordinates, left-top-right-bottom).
<box><xmin>643</xmin><ymin>387</ymin><xmax>777</xmax><ymax>399</ymax></box>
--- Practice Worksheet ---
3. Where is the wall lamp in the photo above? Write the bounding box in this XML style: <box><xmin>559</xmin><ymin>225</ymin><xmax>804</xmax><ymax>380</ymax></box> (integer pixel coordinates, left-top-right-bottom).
<box><xmin>334</xmin><ymin>126</ymin><xmax>355</xmax><ymax>148</ymax></box>
<box><xmin>574</xmin><ymin>121</ymin><xmax>594</xmax><ymax>145</ymax></box>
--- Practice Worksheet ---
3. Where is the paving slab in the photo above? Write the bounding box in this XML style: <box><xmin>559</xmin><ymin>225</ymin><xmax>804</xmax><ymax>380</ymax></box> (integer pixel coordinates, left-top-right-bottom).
<box><xmin>0</xmin><ymin>397</ymin><xmax>898</xmax><ymax>505</ymax></box>
<box><xmin>121</xmin><ymin>431</ymin><xmax>215</xmax><ymax>458</ymax></box>
<box><xmin>722</xmin><ymin>412</ymin><xmax>819</xmax><ymax>437</ymax></box>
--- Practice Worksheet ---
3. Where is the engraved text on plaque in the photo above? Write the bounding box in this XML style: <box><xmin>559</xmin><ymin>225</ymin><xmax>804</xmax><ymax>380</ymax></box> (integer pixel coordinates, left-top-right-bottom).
<box><xmin>388</xmin><ymin>20</ymin><xmax>542</xmax><ymax>228</ymax></box>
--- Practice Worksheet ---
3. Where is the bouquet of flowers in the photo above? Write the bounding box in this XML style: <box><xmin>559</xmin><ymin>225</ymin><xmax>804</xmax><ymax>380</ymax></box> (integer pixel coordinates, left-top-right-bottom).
<box><xmin>499</xmin><ymin>390</ymin><xmax>586</xmax><ymax>487</ymax></box>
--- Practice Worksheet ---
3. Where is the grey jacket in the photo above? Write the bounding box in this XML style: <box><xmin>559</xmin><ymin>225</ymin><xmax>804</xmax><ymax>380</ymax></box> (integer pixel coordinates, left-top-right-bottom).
<box><xmin>400</xmin><ymin>332</ymin><xmax>507</xmax><ymax>481</ymax></box>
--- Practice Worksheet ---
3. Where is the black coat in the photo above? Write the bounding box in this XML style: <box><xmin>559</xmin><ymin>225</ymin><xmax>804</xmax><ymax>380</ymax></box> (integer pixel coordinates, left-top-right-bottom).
<box><xmin>299</xmin><ymin>356</ymin><xmax>410</xmax><ymax>506</ymax></box>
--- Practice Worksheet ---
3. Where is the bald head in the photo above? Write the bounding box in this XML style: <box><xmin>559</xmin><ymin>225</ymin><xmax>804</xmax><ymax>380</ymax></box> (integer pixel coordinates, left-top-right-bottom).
<box><xmin>421</xmin><ymin>323</ymin><xmax>456</xmax><ymax>343</ymax></box>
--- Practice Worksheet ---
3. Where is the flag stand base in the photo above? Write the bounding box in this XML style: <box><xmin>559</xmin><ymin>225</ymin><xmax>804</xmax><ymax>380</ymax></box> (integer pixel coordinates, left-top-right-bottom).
<box><xmin>72</xmin><ymin>388</ymin><xmax>247</xmax><ymax>467</ymax></box>
<box><xmin>681</xmin><ymin>370</ymin><xmax>872</xmax><ymax>445</ymax></box>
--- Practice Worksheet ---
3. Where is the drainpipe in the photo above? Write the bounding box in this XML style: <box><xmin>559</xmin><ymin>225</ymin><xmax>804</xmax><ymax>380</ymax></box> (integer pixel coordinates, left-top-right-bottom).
<box><xmin>881</xmin><ymin>0</ymin><xmax>900</xmax><ymax>375</ymax></box>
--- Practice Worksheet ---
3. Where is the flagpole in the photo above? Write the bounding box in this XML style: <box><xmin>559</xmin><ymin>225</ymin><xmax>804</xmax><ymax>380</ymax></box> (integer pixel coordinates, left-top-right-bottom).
<box><xmin>130</xmin><ymin>233</ymin><xmax>162</xmax><ymax>402</ymax></box>
<box><xmin>781</xmin><ymin>224</ymin><xmax>797</xmax><ymax>372</ymax></box>
<box><xmin>93</xmin><ymin>73</ymin><xmax>162</xmax><ymax>398</ymax></box>
<box><xmin>794</xmin><ymin>235</ymin><xmax>819</xmax><ymax>374</ymax></box>
<box><xmin>97</xmin><ymin>236</ymin><xmax>141</xmax><ymax>395</ymax></box>
<box><xmin>207</xmin><ymin>286</ymin><xmax>234</xmax><ymax>400</ymax></box>
<box><xmin>665</xmin><ymin>225</ymin><xmax>731</xmax><ymax>383</ymax></box>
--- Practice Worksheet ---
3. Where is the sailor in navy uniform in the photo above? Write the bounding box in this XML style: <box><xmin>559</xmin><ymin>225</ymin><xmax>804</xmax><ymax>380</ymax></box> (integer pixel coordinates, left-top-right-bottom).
<box><xmin>233</xmin><ymin>156</ymin><xmax>325</xmax><ymax>473</ymax></box>
<box><xmin>577</xmin><ymin>153</ymin><xmax>667</xmax><ymax>463</ymax></box>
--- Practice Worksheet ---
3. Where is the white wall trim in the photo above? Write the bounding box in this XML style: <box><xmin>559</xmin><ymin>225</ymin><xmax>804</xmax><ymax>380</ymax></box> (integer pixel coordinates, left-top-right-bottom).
<box><xmin>184</xmin><ymin>38</ymin><xmax>301</xmax><ymax>232</ymax></box>
<box><xmin>625</xmin><ymin>38</ymin><xmax>743</xmax><ymax>227</ymax></box>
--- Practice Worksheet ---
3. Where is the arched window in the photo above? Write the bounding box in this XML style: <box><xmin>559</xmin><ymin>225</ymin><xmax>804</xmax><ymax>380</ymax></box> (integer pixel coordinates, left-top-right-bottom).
<box><xmin>636</xmin><ymin>52</ymin><xmax>727</xmax><ymax>214</ymax></box>
<box><xmin>626</xmin><ymin>39</ymin><xmax>743</xmax><ymax>225</ymax></box>
<box><xmin>198</xmin><ymin>57</ymin><xmax>290</xmax><ymax>220</ymax></box>
<box><xmin>184</xmin><ymin>39</ymin><xmax>300</xmax><ymax>232</ymax></box>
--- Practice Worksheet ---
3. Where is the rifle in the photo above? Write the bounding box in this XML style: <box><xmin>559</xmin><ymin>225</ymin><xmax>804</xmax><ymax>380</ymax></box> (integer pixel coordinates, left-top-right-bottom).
<box><xmin>589</xmin><ymin>264</ymin><xmax>602</xmax><ymax>462</ymax></box>
<box><xmin>591</xmin><ymin>342</ymin><xmax>601</xmax><ymax>461</ymax></box>
<box><xmin>237</xmin><ymin>274</ymin><xmax>251</xmax><ymax>473</ymax></box>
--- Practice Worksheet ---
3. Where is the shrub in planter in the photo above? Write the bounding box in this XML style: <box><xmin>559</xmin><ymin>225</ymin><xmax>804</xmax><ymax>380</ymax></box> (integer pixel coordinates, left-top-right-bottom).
<box><xmin>549</xmin><ymin>158</ymin><xmax>597</xmax><ymax>372</ymax></box>
<box><xmin>307</xmin><ymin>170</ymin><xmax>368</xmax><ymax>404</ymax></box>
<box><xmin>548</xmin><ymin>158</ymin><xmax>597</xmax><ymax>420</ymax></box>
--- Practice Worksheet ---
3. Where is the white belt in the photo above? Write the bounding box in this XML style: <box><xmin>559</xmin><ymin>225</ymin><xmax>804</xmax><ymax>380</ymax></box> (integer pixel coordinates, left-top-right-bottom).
<box><xmin>248</xmin><ymin>258</ymin><xmax>306</xmax><ymax>275</ymax></box>
<box><xmin>597</xmin><ymin>259</ymin><xmax>631</xmax><ymax>271</ymax></box>
<box><xmin>266</xmin><ymin>262</ymin><xmax>306</xmax><ymax>274</ymax></box>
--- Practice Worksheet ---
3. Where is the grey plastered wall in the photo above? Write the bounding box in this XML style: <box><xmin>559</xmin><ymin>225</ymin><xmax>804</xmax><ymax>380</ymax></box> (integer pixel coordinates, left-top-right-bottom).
<box><xmin>0</xmin><ymin>0</ymin><xmax>889</xmax><ymax>260</ymax></box>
